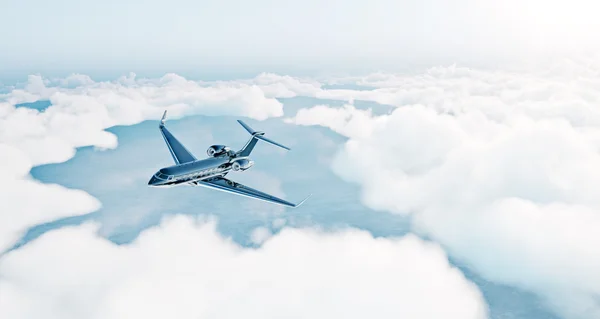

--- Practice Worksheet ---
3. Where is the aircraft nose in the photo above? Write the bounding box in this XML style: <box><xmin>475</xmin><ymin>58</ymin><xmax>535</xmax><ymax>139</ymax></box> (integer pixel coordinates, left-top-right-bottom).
<box><xmin>148</xmin><ymin>175</ymin><xmax>160</xmax><ymax>186</ymax></box>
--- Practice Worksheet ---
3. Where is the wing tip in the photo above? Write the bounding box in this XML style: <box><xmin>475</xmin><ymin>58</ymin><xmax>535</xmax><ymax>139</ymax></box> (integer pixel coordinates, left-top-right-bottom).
<box><xmin>160</xmin><ymin>110</ymin><xmax>167</xmax><ymax>127</ymax></box>
<box><xmin>292</xmin><ymin>193</ymin><xmax>312</xmax><ymax>208</ymax></box>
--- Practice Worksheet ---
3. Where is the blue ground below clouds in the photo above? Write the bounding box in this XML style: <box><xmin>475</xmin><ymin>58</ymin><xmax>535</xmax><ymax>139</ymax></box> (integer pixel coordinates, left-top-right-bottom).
<box><xmin>17</xmin><ymin>96</ymin><xmax>559</xmax><ymax>319</ymax></box>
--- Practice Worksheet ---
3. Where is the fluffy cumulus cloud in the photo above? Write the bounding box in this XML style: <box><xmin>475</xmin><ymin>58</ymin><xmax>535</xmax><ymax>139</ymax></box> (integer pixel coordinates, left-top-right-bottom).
<box><xmin>0</xmin><ymin>215</ymin><xmax>488</xmax><ymax>319</ymax></box>
<box><xmin>285</xmin><ymin>103</ymin><xmax>387</xmax><ymax>139</ymax></box>
<box><xmin>287</xmin><ymin>64</ymin><xmax>600</xmax><ymax>319</ymax></box>
<box><xmin>0</xmin><ymin>74</ymin><xmax>284</xmax><ymax>251</ymax></box>
<box><xmin>5</xmin><ymin>65</ymin><xmax>600</xmax><ymax>319</ymax></box>
<box><xmin>1</xmin><ymin>73</ymin><xmax>489</xmax><ymax>319</ymax></box>
<box><xmin>0</xmin><ymin>142</ymin><xmax>101</xmax><ymax>253</ymax></box>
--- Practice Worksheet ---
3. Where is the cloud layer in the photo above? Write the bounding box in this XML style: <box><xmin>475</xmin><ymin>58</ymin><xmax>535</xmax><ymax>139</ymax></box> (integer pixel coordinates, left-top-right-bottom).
<box><xmin>286</xmin><ymin>65</ymin><xmax>600</xmax><ymax>319</ymax></box>
<box><xmin>4</xmin><ymin>64</ymin><xmax>600</xmax><ymax>319</ymax></box>
<box><xmin>0</xmin><ymin>215</ymin><xmax>488</xmax><ymax>319</ymax></box>
<box><xmin>0</xmin><ymin>73</ymin><xmax>284</xmax><ymax>252</ymax></box>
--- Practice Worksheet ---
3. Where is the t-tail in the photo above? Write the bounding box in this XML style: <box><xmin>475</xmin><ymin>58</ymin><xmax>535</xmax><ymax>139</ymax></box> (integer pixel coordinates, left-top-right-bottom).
<box><xmin>237</xmin><ymin>120</ymin><xmax>290</xmax><ymax>156</ymax></box>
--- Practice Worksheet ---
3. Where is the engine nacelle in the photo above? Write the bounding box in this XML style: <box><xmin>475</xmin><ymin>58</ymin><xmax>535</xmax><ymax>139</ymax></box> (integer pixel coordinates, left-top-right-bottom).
<box><xmin>207</xmin><ymin>145</ymin><xmax>231</xmax><ymax>157</ymax></box>
<box><xmin>231</xmin><ymin>159</ymin><xmax>254</xmax><ymax>171</ymax></box>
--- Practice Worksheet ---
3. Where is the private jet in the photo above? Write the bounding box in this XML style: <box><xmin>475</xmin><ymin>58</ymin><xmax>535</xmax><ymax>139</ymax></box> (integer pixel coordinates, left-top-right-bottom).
<box><xmin>148</xmin><ymin>111</ymin><xmax>310</xmax><ymax>208</ymax></box>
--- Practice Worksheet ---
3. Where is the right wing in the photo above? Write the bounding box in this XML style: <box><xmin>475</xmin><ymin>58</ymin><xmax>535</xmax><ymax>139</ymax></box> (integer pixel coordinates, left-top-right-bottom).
<box><xmin>159</xmin><ymin>111</ymin><xmax>197</xmax><ymax>164</ymax></box>
<box><xmin>193</xmin><ymin>176</ymin><xmax>310</xmax><ymax>208</ymax></box>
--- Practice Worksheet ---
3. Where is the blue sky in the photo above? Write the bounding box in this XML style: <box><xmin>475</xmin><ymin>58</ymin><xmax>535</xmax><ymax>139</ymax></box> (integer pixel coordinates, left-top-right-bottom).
<box><xmin>2</xmin><ymin>0</ymin><xmax>599</xmax><ymax>80</ymax></box>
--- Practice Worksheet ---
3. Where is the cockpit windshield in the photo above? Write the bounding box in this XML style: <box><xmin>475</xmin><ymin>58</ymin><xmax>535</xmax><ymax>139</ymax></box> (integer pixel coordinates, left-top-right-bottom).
<box><xmin>155</xmin><ymin>172</ymin><xmax>171</xmax><ymax>180</ymax></box>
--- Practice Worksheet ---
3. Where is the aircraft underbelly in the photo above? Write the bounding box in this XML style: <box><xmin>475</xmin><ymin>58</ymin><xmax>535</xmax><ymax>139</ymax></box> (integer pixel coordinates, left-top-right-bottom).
<box><xmin>182</xmin><ymin>171</ymin><xmax>230</xmax><ymax>185</ymax></box>
<box><xmin>151</xmin><ymin>112</ymin><xmax>308</xmax><ymax>208</ymax></box>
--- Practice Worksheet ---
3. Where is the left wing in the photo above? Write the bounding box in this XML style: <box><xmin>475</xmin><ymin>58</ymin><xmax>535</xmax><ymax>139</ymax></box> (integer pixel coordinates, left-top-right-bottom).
<box><xmin>193</xmin><ymin>176</ymin><xmax>310</xmax><ymax>208</ymax></box>
<box><xmin>159</xmin><ymin>111</ymin><xmax>197</xmax><ymax>164</ymax></box>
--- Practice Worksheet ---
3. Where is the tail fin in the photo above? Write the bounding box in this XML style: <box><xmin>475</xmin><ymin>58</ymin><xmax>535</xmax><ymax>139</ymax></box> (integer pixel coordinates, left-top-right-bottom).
<box><xmin>237</xmin><ymin>120</ymin><xmax>290</xmax><ymax>156</ymax></box>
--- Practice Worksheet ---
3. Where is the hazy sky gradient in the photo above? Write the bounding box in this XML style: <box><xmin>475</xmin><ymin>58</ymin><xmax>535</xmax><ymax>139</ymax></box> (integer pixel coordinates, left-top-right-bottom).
<box><xmin>2</xmin><ymin>0</ymin><xmax>599</xmax><ymax>79</ymax></box>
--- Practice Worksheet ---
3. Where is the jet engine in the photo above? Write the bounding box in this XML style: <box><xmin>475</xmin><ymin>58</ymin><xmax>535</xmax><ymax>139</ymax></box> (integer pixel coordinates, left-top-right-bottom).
<box><xmin>207</xmin><ymin>145</ymin><xmax>231</xmax><ymax>157</ymax></box>
<box><xmin>231</xmin><ymin>159</ymin><xmax>254</xmax><ymax>171</ymax></box>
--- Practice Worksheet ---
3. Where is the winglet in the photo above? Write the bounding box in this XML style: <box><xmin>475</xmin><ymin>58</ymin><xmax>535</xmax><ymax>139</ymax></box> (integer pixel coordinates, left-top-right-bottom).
<box><xmin>292</xmin><ymin>194</ymin><xmax>312</xmax><ymax>208</ymax></box>
<box><xmin>160</xmin><ymin>110</ymin><xmax>167</xmax><ymax>127</ymax></box>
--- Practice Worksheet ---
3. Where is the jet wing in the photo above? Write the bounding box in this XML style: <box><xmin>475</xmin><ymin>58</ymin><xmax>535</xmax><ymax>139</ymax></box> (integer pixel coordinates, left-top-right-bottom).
<box><xmin>159</xmin><ymin>111</ymin><xmax>197</xmax><ymax>164</ymax></box>
<box><xmin>193</xmin><ymin>177</ymin><xmax>310</xmax><ymax>208</ymax></box>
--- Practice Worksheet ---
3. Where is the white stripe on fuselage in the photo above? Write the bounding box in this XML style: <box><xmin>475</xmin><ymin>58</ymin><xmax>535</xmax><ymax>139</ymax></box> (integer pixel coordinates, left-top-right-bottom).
<box><xmin>170</xmin><ymin>167</ymin><xmax>231</xmax><ymax>185</ymax></box>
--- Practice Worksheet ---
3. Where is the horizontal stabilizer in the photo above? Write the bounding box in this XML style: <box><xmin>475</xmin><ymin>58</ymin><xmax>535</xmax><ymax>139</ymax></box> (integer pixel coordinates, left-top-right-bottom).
<box><xmin>237</xmin><ymin>120</ymin><xmax>257</xmax><ymax>135</ymax></box>
<box><xmin>255</xmin><ymin>135</ymin><xmax>291</xmax><ymax>150</ymax></box>
<box><xmin>237</xmin><ymin>120</ymin><xmax>291</xmax><ymax>156</ymax></box>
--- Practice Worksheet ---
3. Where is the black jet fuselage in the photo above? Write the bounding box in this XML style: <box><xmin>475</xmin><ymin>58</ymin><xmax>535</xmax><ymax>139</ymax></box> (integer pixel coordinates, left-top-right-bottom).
<box><xmin>148</xmin><ymin>154</ymin><xmax>251</xmax><ymax>187</ymax></box>
<box><xmin>146</xmin><ymin>111</ymin><xmax>309</xmax><ymax>208</ymax></box>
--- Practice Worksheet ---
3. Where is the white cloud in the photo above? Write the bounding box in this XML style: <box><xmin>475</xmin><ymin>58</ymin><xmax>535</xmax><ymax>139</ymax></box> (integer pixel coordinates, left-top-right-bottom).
<box><xmin>0</xmin><ymin>143</ymin><xmax>101</xmax><ymax>252</ymax></box>
<box><xmin>249</xmin><ymin>226</ymin><xmax>272</xmax><ymax>245</ymax></box>
<box><xmin>285</xmin><ymin>104</ymin><xmax>386</xmax><ymax>139</ymax></box>
<box><xmin>272</xmin><ymin>218</ymin><xmax>287</xmax><ymax>229</ymax></box>
<box><xmin>6</xmin><ymin>66</ymin><xmax>600</xmax><ymax>318</ymax></box>
<box><xmin>286</xmin><ymin>64</ymin><xmax>600</xmax><ymax>319</ymax></box>
<box><xmin>0</xmin><ymin>74</ymin><xmax>284</xmax><ymax>252</ymax></box>
<box><xmin>0</xmin><ymin>215</ymin><xmax>488</xmax><ymax>319</ymax></box>
<box><xmin>2</xmin><ymin>74</ymin><xmax>284</xmax><ymax>166</ymax></box>
<box><xmin>245</xmin><ymin>73</ymin><xmax>323</xmax><ymax>99</ymax></box>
